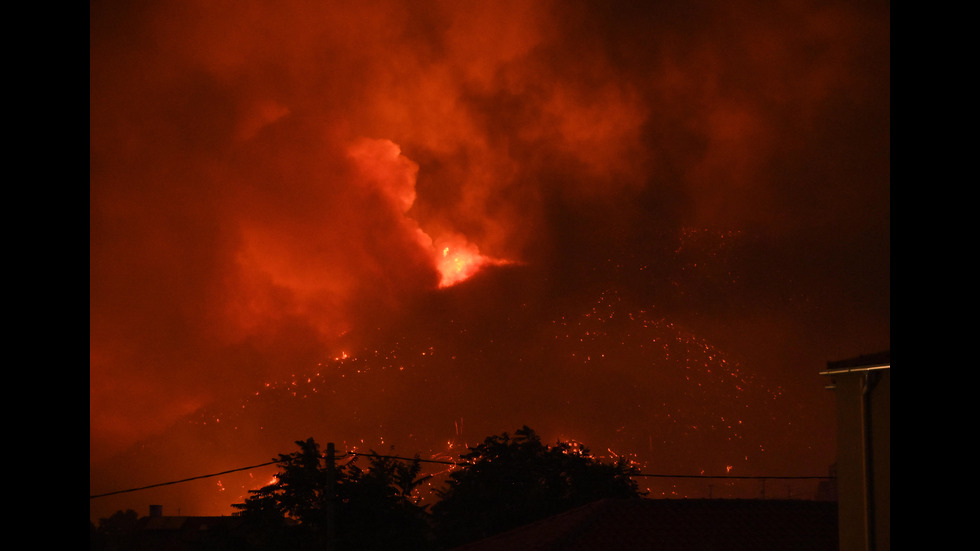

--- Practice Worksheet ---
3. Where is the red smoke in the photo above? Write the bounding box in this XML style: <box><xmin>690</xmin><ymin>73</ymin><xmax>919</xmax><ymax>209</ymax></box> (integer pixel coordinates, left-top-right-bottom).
<box><xmin>91</xmin><ymin>0</ymin><xmax>888</xmax><ymax>520</ymax></box>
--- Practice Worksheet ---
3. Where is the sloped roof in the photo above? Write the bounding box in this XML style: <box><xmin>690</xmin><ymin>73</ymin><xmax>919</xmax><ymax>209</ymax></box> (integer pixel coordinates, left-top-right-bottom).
<box><xmin>140</xmin><ymin>515</ymin><xmax>246</xmax><ymax>533</ymax></box>
<box><xmin>825</xmin><ymin>350</ymin><xmax>890</xmax><ymax>372</ymax></box>
<box><xmin>450</xmin><ymin>498</ymin><xmax>838</xmax><ymax>551</ymax></box>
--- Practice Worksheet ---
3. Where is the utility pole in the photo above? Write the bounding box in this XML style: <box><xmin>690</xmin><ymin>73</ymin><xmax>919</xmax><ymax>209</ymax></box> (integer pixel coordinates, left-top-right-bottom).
<box><xmin>326</xmin><ymin>442</ymin><xmax>336</xmax><ymax>551</ymax></box>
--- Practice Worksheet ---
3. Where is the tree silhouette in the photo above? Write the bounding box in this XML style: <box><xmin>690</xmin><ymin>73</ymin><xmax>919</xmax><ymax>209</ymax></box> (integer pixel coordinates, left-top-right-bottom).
<box><xmin>337</xmin><ymin>452</ymin><xmax>432</xmax><ymax>551</ymax></box>
<box><xmin>430</xmin><ymin>426</ymin><xmax>643</xmax><ymax>547</ymax></box>
<box><xmin>232</xmin><ymin>437</ymin><xmax>432</xmax><ymax>550</ymax></box>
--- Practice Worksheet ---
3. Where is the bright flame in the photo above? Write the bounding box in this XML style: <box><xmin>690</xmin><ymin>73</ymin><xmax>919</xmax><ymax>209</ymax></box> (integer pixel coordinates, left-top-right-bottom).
<box><xmin>437</xmin><ymin>244</ymin><xmax>488</xmax><ymax>288</ymax></box>
<box><xmin>433</xmin><ymin>233</ymin><xmax>516</xmax><ymax>288</ymax></box>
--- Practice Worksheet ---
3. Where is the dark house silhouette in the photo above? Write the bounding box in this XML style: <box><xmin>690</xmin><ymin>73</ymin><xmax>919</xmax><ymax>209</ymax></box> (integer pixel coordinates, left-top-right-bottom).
<box><xmin>448</xmin><ymin>498</ymin><xmax>838</xmax><ymax>551</ymax></box>
<box><xmin>128</xmin><ymin>505</ymin><xmax>249</xmax><ymax>551</ymax></box>
<box><xmin>820</xmin><ymin>351</ymin><xmax>890</xmax><ymax>551</ymax></box>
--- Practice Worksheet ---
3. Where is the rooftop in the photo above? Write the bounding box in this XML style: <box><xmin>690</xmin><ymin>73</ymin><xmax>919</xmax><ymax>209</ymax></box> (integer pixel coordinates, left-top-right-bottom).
<box><xmin>451</xmin><ymin>497</ymin><xmax>839</xmax><ymax>551</ymax></box>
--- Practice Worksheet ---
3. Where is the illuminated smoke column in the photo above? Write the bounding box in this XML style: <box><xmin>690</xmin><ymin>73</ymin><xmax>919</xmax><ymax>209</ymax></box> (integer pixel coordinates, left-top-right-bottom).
<box><xmin>344</xmin><ymin>137</ymin><xmax>509</xmax><ymax>289</ymax></box>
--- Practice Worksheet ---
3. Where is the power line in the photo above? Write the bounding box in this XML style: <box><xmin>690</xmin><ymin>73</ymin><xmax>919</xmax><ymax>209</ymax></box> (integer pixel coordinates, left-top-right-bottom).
<box><xmin>91</xmin><ymin>449</ymin><xmax>833</xmax><ymax>500</ymax></box>
<box><xmin>90</xmin><ymin>460</ymin><xmax>282</xmax><ymax>499</ymax></box>
<box><xmin>87</xmin><ymin>452</ymin><xmax>444</xmax><ymax>500</ymax></box>
<box><xmin>631</xmin><ymin>473</ymin><xmax>831</xmax><ymax>479</ymax></box>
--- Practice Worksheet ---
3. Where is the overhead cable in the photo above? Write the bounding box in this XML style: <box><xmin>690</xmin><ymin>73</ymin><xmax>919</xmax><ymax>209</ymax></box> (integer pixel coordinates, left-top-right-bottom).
<box><xmin>90</xmin><ymin>450</ymin><xmax>833</xmax><ymax>500</ymax></box>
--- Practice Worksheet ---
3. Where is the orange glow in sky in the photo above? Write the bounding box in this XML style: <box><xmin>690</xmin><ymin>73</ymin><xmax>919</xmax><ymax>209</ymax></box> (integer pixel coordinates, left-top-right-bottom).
<box><xmin>90</xmin><ymin>0</ymin><xmax>889</xmax><ymax>524</ymax></box>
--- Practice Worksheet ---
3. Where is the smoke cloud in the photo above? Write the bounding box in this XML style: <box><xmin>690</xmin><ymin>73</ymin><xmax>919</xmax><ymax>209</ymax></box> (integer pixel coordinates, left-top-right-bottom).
<box><xmin>91</xmin><ymin>0</ymin><xmax>888</xmax><ymax>513</ymax></box>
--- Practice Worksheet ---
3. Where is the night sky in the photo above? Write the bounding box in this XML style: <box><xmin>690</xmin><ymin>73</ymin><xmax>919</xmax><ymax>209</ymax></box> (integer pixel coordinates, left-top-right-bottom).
<box><xmin>90</xmin><ymin>0</ymin><xmax>889</xmax><ymax>522</ymax></box>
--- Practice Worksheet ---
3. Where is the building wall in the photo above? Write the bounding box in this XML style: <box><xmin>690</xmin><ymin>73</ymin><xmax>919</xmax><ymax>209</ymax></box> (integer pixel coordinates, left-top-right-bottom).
<box><xmin>833</xmin><ymin>373</ymin><xmax>865</xmax><ymax>551</ymax></box>
<box><xmin>831</xmin><ymin>368</ymin><xmax>889</xmax><ymax>551</ymax></box>
<box><xmin>869</xmin><ymin>371</ymin><xmax>889</xmax><ymax>551</ymax></box>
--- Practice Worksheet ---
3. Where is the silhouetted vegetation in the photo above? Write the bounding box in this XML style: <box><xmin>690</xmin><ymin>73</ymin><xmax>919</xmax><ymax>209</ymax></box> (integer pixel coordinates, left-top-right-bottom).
<box><xmin>91</xmin><ymin>427</ymin><xmax>643</xmax><ymax>550</ymax></box>
<box><xmin>232</xmin><ymin>437</ymin><xmax>432</xmax><ymax>550</ymax></box>
<box><xmin>431</xmin><ymin>425</ymin><xmax>643</xmax><ymax>547</ymax></box>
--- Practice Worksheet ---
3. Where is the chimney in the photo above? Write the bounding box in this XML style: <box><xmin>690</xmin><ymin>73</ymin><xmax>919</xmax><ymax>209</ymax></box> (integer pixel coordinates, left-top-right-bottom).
<box><xmin>149</xmin><ymin>505</ymin><xmax>163</xmax><ymax>518</ymax></box>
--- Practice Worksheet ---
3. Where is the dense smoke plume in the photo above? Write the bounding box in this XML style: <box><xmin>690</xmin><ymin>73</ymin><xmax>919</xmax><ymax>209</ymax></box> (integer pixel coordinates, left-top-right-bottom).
<box><xmin>91</xmin><ymin>0</ymin><xmax>888</xmax><ymax>519</ymax></box>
